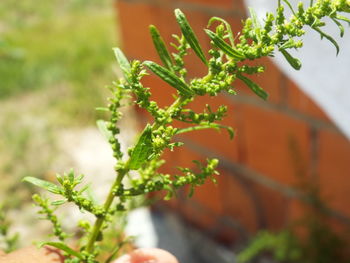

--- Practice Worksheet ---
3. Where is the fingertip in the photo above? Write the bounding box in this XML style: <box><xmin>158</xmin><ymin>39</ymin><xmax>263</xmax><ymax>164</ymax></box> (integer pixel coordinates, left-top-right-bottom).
<box><xmin>114</xmin><ymin>248</ymin><xmax>178</xmax><ymax>263</ymax></box>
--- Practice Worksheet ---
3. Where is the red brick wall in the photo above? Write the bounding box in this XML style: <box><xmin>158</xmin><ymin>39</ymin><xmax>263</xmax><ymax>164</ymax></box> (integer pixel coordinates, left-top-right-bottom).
<box><xmin>116</xmin><ymin>0</ymin><xmax>350</xmax><ymax>246</ymax></box>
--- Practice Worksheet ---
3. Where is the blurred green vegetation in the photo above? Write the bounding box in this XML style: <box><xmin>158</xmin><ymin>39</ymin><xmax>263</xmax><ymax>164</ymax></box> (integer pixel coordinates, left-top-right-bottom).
<box><xmin>0</xmin><ymin>0</ymin><xmax>118</xmax><ymax>207</ymax></box>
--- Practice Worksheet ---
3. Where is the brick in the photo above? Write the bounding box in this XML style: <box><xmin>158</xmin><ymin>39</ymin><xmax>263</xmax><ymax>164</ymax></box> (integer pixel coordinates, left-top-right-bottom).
<box><xmin>141</xmin><ymin>74</ymin><xmax>176</xmax><ymax>108</ymax></box>
<box><xmin>318</xmin><ymin>130</ymin><xmax>350</xmax><ymax>218</ymax></box>
<box><xmin>232</xmin><ymin>0</ymin><xmax>247</xmax><ymax>14</ymax></box>
<box><xmin>117</xmin><ymin>1</ymin><xmax>159</xmax><ymax>60</ymax></box>
<box><xmin>240</xmin><ymin>104</ymin><xmax>311</xmax><ymax>185</ymax></box>
<box><xmin>177</xmin><ymin>0</ymin><xmax>234</xmax><ymax>9</ymax></box>
<box><xmin>219</xmin><ymin>170</ymin><xmax>260</xmax><ymax>233</ymax></box>
<box><xmin>286</xmin><ymin>78</ymin><xmax>331</xmax><ymax>122</ymax></box>
<box><xmin>148</xmin><ymin>6</ymin><xmax>181</xmax><ymax>46</ymax></box>
<box><xmin>250</xmin><ymin>183</ymin><xmax>289</xmax><ymax>230</ymax></box>
<box><xmin>287</xmin><ymin>198</ymin><xmax>307</xmax><ymax>223</ymax></box>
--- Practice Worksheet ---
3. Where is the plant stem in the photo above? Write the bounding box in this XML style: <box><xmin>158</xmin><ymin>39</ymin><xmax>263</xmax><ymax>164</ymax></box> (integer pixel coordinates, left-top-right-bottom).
<box><xmin>85</xmin><ymin>171</ymin><xmax>126</xmax><ymax>254</ymax></box>
<box><xmin>85</xmin><ymin>95</ymin><xmax>187</xmax><ymax>255</ymax></box>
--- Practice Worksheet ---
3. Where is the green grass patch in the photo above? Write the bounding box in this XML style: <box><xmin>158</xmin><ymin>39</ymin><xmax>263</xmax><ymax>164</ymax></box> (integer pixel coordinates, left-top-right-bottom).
<box><xmin>0</xmin><ymin>0</ymin><xmax>119</xmax><ymax>206</ymax></box>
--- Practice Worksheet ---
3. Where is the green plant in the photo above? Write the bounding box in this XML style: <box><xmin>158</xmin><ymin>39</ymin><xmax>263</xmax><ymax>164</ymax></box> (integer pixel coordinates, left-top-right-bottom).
<box><xmin>0</xmin><ymin>204</ymin><xmax>19</xmax><ymax>253</ymax></box>
<box><xmin>237</xmin><ymin>201</ymin><xmax>350</xmax><ymax>263</ymax></box>
<box><xmin>22</xmin><ymin>0</ymin><xmax>350</xmax><ymax>262</ymax></box>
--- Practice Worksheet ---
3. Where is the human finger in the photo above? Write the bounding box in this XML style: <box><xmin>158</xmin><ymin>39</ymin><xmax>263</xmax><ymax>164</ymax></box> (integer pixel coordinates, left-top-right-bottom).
<box><xmin>114</xmin><ymin>248</ymin><xmax>179</xmax><ymax>263</ymax></box>
<box><xmin>0</xmin><ymin>246</ymin><xmax>64</xmax><ymax>263</ymax></box>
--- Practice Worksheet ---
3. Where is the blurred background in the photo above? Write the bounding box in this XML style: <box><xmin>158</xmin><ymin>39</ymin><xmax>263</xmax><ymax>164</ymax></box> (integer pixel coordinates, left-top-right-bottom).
<box><xmin>1</xmin><ymin>0</ymin><xmax>350</xmax><ymax>262</ymax></box>
<box><xmin>0</xmin><ymin>0</ymin><xmax>122</xmax><ymax>249</ymax></box>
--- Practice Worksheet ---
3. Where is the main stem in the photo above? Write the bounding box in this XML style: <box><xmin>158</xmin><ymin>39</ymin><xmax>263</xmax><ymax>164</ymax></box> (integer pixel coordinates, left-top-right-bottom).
<box><xmin>85</xmin><ymin>94</ymin><xmax>187</xmax><ymax>255</ymax></box>
<box><xmin>85</xmin><ymin>171</ymin><xmax>126</xmax><ymax>253</ymax></box>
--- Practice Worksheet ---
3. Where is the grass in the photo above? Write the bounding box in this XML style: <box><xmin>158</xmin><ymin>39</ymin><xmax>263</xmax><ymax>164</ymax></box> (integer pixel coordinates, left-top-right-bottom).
<box><xmin>0</xmin><ymin>0</ymin><xmax>117</xmax><ymax>121</ymax></box>
<box><xmin>0</xmin><ymin>0</ymin><xmax>119</xmax><ymax>208</ymax></box>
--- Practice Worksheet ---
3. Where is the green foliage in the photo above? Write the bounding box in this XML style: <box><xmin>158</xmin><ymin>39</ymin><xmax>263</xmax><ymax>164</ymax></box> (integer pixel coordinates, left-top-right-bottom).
<box><xmin>0</xmin><ymin>204</ymin><xmax>19</xmax><ymax>253</ymax></box>
<box><xmin>237</xmin><ymin>230</ymin><xmax>302</xmax><ymax>263</ymax></box>
<box><xmin>23</xmin><ymin>0</ymin><xmax>350</xmax><ymax>262</ymax></box>
<box><xmin>0</xmin><ymin>0</ymin><xmax>115</xmax><ymax>124</ymax></box>
<box><xmin>237</xmin><ymin>216</ymin><xmax>350</xmax><ymax>263</ymax></box>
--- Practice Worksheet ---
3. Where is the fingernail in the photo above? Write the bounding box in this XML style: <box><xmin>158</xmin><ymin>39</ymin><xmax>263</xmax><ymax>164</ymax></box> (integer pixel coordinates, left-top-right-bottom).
<box><xmin>114</xmin><ymin>254</ymin><xmax>131</xmax><ymax>263</ymax></box>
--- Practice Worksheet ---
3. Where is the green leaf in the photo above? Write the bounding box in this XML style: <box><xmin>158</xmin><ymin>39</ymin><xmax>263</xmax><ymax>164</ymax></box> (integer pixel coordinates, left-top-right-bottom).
<box><xmin>279</xmin><ymin>38</ymin><xmax>298</xmax><ymax>50</ymax></box>
<box><xmin>95</xmin><ymin>107</ymin><xmax>109</xmax><ymax>112</ymax></box>
<box><xmin>78</xmin><ymin>184</ymin><xmax>91</xmax><ymax>195</ymax></box>
<box><xmin>175</xmin><ymin>122</ymin><xmax>234</xmax><ymax>139</ymax></box>
<box><xmin>149</xmin><ymin>25</ymin><xmax>174</xmax><ymax>71</ymax></box>
<box><xmin>205</xmin><ymin>29</ymin><xmax>245</xmax><ymax>60</ymax></box>
<box><xmin>51</xmin><ymin>200</ymin><xmax>67</xmax><ymax>206</ymax></box>
<box><xmin>113</xmin><ymin>47</ymin><xmax>131</xmax><ymax>80</ymax></box>
<box><xmin>23</xmin><ymin>177</ymin><xmax>62</xmax><ymax>194</ymax></box>
<box><xmin>143</xmin><ymin>61</ymin><xmax>194</xmax><ymax>97</ymax></box>
<box><xmin>312</xmin><ymin>27</ymin><xmax>340</xmax><ymax>55</ymax></box>
<box><xmin>128</xmin><ymin>124</ymin><xmax>153</xmax><ymax>170</ymax></box>
<box><xmin>38</xmin><ymin>242</ymin><xmax>83</xmax><ymax>259</ymax></box>
<box><xmin>249</xmin><ymin>7</ymin><xmax>262</xmax><ymax>41</ymax></box>
<box><xmin>249</xmin><ymin>7</ymin><xmax>261</xmax><ymax>28</ymax></box>
<box><xmin>207</xmin><ymin>17</ymin><xmax>235</xmax><ymax>45</ymax></box>
<box><xmin>174</xmin><ymin>9</ymin><xmax>207</xmax><ymax>65</ymax></box>
<box><xmin>67</xmin><ymin>169</ymin><xmax>75</xmax><ymax>184</ymax></box>
<box><xmin>335</xmin><ymin>15</ymin><xmax>350</xmax><ymax>25</ymax></box>
<box><xmin>96</xmin><ymin>120</ymin><xmax>113</xmax><ymax>141</ymax></box>
<box><xmin>280</xmin><ymin>49</ymin><xmax>302</xmax><ymax>70</ymax></box>
<box><xmin>331</xmin><ymin>18</ymin><xmax>344</xmax><ymax>37</ymax></box>
<box><xmin>163</xmin><ymin>185</ymin><xmax>175</xmax><ymax>200</ymax></box>
<box><xmin>237</xmin><ymin>74</ymin><xmax>268</xmax><ymax>100</ymax></box>
<box><xmin>282</xmin><ymin>0</ymin><xmax>296</xmax><ymax>15</ymax></box>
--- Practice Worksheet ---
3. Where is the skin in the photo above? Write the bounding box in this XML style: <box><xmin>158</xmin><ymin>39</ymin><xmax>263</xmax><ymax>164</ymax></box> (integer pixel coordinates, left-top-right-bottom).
<box><xmin>0</xmin><ymin>247</ymin><xmax>179</xmax><ymax>263</ymax></box>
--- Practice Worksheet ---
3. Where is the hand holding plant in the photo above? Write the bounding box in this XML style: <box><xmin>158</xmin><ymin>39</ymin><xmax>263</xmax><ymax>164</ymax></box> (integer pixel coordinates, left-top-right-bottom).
<box><xmin>22</xmin><ymin>0</ymin><xmax>350</xmax><ymax>262</ymax></box>
<box><xmin>0</xmin><ymin>247</ymin><xmax>178</xmax><ymax>263</ymax></box>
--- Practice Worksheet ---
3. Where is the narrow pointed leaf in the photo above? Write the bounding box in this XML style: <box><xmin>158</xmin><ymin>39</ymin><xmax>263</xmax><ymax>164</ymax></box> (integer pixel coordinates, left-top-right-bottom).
<box><xmin>205</xmin><ymin>29</ymin><xmax>245</xmax><ymax>60</ymax></box>
<box><xmin>249</xmin><ymin>7</ymin><xmax>261</xmax><ymax>28</ymax></box>
<box><xmin>174</xmin><ymin>9</ymin><xmax>207</xmax><ymax>65</ymax></box>
<box><xmin>38</xmin><ymin>242</ymin><xmax>83</xmax><ymax>259</ymax></box>
<box><xmin>175</xmin><ymin>123</ymin><xmax>234</xmax><ymax>139</ymax></box>
<box><xmin>279</xmin><ymin>38</ymin><xmax>298</xmax><ymax>49</ymax></box>
<box><xmin>313</xmin><ymin>27</ymin><xmax>339</xmax><ymax>55</ymax></box>
<box><xmin>237</xmin><ymin>74</ymin><xmax>268</xmax><ymax>100</ymax></box>
<box><xmin>144</xmin><ymin>61</ymin><xmax>194</xmax><ymax>97</ymax></box>
<box><xmin>282</xmin><ymin>0</ymin><xmax>296</xmax><ymax>15</ymax></box>
<box><xmin>128</xmin><ymin>124</ymin><xmax>153</xmax><ymax>170</ymax></box>
<box><xmin>280</xmin><ymin>49</ymin><xmax>302</xmax><ymax>70</ymax></box>
<box><xmin>335</xmin><ymin>15</ymin><xmax>350</xmax><ymax>25</ymax></box>
<box><xmin>51</xmin><ymin>200</ymin><xmax>67</xmax><ymax>206</ymax></box>
<box><xmin>95</xmin><ymin>107</ymin><xmax>109</xmax><ymax>112</ymax></box>
<box><xmin>331</xmin><ymin>18</ymin><xmax>344</xmax><ymax>37</ymax></box>
<box><xmin>208</xmin><ymin>17</ymin><xmax>235</xmax><ymax>45</ymax></box>
<box><xmin>149</xmin><ymin>25</ymin><xmax>174</xmax><ymax>71</ymax></box>
<box><xmin>97</xmin><ymin>120</ymin><xmax>113</xmax><ymax>141</ymax></box>
<box><xmin>249</xmin><ymin>7</ymin><xmax>262</xmax><ymax>40</ymax></box>
<box><xmin>113</xmin><ymin>48</ymin><xmax>131</xmax><ymax>80</ymax></box>
<box><xmin>23</xmin><ymin>177</ymin><xmax>62</xmax><ymax>194</ymax></box>
<box><xmin>67</xmin><ymin>170</ymin><xmax>74</xmax><ymax>184</ymax></box>
<box><xmin>78</xmin><ymin>184</ymin><xmax>91</xmax><ymax>195</ymax></box>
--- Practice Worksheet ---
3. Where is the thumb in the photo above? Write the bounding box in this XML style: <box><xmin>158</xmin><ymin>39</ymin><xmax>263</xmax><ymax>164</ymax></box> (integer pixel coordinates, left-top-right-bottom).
<box><xmin>114</xmin><ymin>248</ymin><xmax>178</xmax><ymax>263</ymax></box>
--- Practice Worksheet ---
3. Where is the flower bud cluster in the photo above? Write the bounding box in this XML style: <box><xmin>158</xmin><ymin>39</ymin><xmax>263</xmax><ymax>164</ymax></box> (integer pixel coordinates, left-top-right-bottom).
<box><xmin>32</xmin><ymin>194</ymin><xmax>67</xmax><ymax>241</ymax></box>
